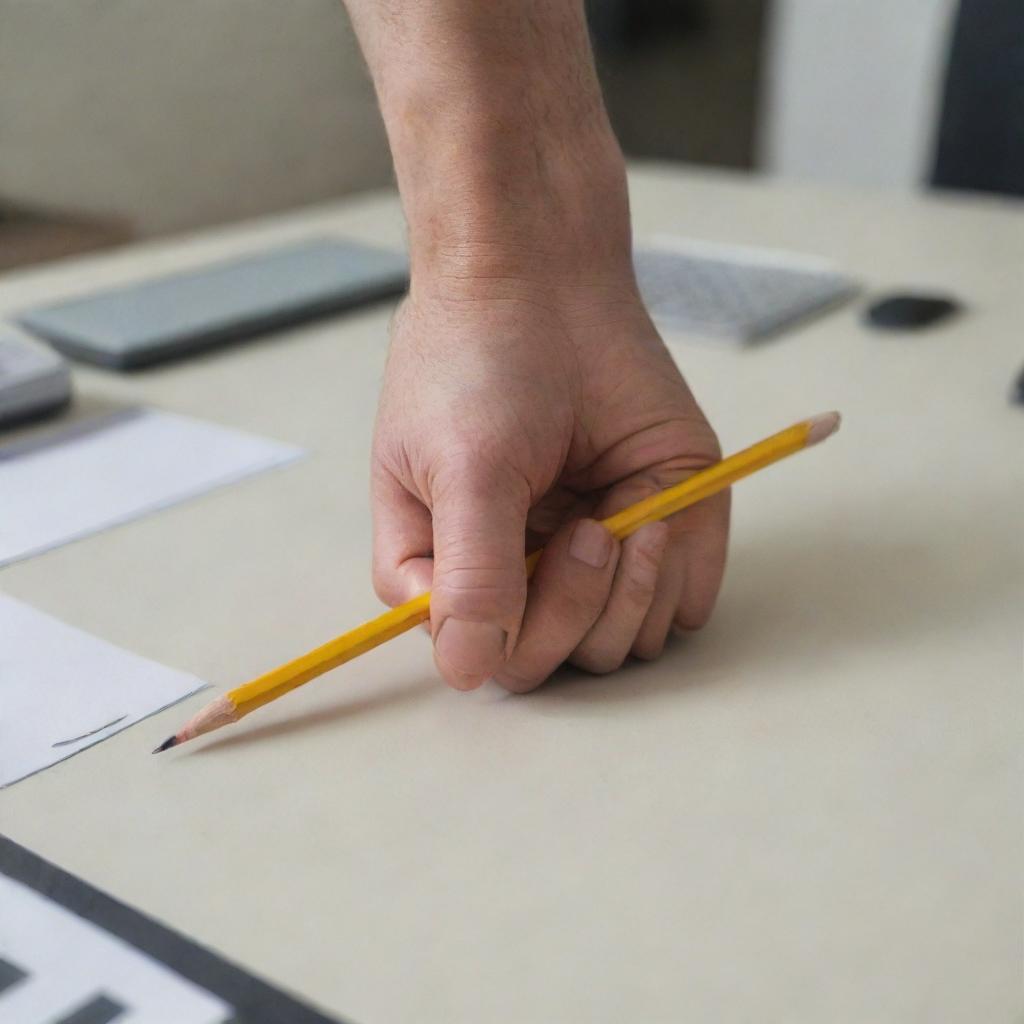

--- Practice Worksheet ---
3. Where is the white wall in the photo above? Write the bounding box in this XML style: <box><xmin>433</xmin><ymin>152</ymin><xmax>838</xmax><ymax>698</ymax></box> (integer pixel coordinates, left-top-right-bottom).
<box><xmin>0</xmin><ymin>1</ymin><xmax>393</xmax><ymax>236</ymax></box>
<box><xmin>2</xmin><ymin>0</ymin><xmax>964</xmax><ymax>237</ymax></box>
<box><xmin>761</xmin><ymin>0</ymin><xmax>958</xmax><ymax>189</ymax></box>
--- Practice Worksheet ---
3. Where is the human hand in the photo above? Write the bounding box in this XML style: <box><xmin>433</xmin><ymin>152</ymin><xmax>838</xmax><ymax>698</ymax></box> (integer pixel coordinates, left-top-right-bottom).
<box><xmin>371</xmin><ymin>262</ymin><xmax>729</xmax><ymax>692</ymax></box>
<box><xmin>347</xmin><ymin>0</ymin><xmax>728</xmax><ymax>691</ymax></box>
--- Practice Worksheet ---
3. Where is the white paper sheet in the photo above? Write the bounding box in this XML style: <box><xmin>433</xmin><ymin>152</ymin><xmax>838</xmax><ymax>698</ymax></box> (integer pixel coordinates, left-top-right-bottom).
<box><xmin>0</xmin><ymin>593</ymin><xmax>207</xmax><ymax>787</ymax></box>
<box><xmin>0</xmin><ymin>407</ymin><xmax>303</xmax><ymax>567</ymax></box>
<box><xmin>0</xmin><ymin>874</ymin><xmax>231</xmax><ymax>1023</ymax></box>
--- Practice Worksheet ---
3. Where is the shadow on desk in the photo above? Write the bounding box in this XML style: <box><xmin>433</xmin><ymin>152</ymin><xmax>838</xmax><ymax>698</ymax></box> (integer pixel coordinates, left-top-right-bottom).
<box><xmin>188</xmin><ymin>493</ymin><xmax>1018</xmax><ymax>746</ymax></box>
<box><xmin>528</xmin><ymin>512</ymin><xmax>1018</xmax><ymax>709</ymax></box>
<box><xmin>188</xmin><ymin>675</ymin><xmax>434</xmax><ymax>757</ymax></box>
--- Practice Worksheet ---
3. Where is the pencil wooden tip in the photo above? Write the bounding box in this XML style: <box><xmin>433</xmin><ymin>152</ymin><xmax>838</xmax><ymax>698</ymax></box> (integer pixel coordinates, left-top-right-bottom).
<box><xmin>806</xmin><ymin>411</ymin><xmax>841</xmax><ymax>446</ymax></box>
<box><xmin>152</xmin><ymin>735</ymin><xmax>178</xmax><ymax>754</ymax></box>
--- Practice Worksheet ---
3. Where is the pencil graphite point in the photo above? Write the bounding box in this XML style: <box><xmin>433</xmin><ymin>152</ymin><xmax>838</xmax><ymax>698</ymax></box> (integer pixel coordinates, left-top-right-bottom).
<box><xmin>806</xmin><ymin>411</ymin><xmax>841</xmax><ymax>446</ymax></box>
<box><xmin>150</xmin><ymin>694</ymin><xmax>238</xmax><ymax>754</ymax></box>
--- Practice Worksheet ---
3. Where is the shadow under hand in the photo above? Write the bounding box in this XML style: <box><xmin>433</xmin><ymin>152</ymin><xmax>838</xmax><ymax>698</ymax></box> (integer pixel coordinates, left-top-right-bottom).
<box><xmin>523</xmin><ymin>524</ymin><xmax>1019</xmax><ymax>709</ymax></box>
<box><xmin>186</xmin><ymin>518</ymin><xmax>1019</xmax><ymax>734</ymax></box>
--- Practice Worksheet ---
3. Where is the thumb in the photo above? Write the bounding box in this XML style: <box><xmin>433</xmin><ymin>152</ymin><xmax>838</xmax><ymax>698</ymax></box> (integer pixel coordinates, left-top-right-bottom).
<box><xmin>429</xmin><ymin>460</ymin><xmax>530</xmax><ymax>690</ymax></box>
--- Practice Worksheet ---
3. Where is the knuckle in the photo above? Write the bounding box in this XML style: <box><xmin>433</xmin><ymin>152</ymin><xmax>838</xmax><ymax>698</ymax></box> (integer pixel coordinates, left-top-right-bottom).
<box><xmin>559</xmin><ymin>583</ymin><xmax>608</xmax><ymax>621</ymax></box>
<box><xmin>676</xmin><ymin>602</ymin><xmax>713</xmax><ymax>631</ymax></box>
<box><xmin>630</xmin><ymin>417</ymin><xmax>723</xmax><ymax>483</ymax></box>
<box><xmin>372</xmin><ymin>565</ymin><xmax>404</xmax><ymax>607</ymax></box>
<box><xmin>621</xmin><ymin>556</ymin><xmax>660</xmax><ymax>606</ymax></box>
<box><xmin>432</xmin><ymin>444</ymin><xmax>483</xmax><ymax>484</ymax></box>
<box><xmin>433</xmin><ymin>443</ymin><xmax>524</xmax><ymax>498</ymax></box>
<box><xmin>631</xmin><ymin>635</ymin><xmax>667</xmax><ymax>662</ymax></box>
<box><xmin>573</xmin><ymin>647</ymin><xmax>625</xmax><ymax>675</ymax></box>
<box><xmin>664</xmin><ymin>416</ymin><xmax>722</xmax><ymax>465</ymax></box>
<box><xmin>433</xmin><ymin>564</ymin><xmax>526</xmax><ymax>620</ymax></box>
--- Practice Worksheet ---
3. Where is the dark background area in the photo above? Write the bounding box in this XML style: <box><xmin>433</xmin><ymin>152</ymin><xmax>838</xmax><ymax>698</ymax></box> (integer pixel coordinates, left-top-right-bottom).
<box><xmin>589</xmin><ymin>0</ymin><xmax>769</xmax><ymax>169</ymax></box>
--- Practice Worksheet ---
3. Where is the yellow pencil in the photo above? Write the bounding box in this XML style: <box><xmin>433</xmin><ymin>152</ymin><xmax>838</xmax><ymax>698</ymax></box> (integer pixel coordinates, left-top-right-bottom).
<box><xmin>154</xmin><ymin>411</ymin><xmax>840</xmax><ymax>752</ymax></box>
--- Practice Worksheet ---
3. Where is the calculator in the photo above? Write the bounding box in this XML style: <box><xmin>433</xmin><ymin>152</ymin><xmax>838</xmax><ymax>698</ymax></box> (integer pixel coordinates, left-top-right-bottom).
<box><xmin>0</xmin><ymin>328</ymin><xmax>71</xmax><ymax>427</ymax></box>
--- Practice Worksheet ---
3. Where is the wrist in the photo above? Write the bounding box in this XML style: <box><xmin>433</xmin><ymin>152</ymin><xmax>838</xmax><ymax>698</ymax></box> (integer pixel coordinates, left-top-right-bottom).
<box><xmin>402</xmin><ymin>119</ymin><xmax>632</xmax><ymax>291</ymax></box>
<box><xmin>362</xmin><ymin>6</ymin><xmax>634</xmax><ymax>291</ymax></box>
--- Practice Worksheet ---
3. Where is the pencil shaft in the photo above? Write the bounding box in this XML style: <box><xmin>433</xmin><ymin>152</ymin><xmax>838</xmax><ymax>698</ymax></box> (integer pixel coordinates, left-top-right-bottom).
<box><xmin>231</xmin><ymin>594</ymin><xmax>430</xmax><ymax>713</ymax></box>
<box><xmin>226</xmin><ymin>418</ymin><xmax>818</xmax><ymax>720</ymax></box>
<box><xmin>600</xmin><ymin>423</ymin><xmax>808</xmax><ymax>538</ymax></box>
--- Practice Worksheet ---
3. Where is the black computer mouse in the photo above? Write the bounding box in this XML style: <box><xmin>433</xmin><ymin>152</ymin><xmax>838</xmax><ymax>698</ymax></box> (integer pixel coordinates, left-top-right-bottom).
<box><xmin>865</xmin><ymin>293</ymin><xmax>961</xmax><ymax>330</ymax></box>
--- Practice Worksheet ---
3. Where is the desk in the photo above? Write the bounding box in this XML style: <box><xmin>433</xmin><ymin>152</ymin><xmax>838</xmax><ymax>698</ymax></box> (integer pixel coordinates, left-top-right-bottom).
<box><xmin>1</xmin><ymin>167</ymin><xmax>1020</xmax><ymax>1023</ymax></box>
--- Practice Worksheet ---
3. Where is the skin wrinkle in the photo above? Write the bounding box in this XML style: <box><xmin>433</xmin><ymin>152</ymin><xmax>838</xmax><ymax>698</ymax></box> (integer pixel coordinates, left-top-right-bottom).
<box><xmin>567</xmin><ymin>416</ymin><xmax>720</xmax><ymax>494</ymax></box>
<box><xmin>573</xmin><ymin>525</ymin><xmax>667</xmax><ymax>674</ymax></box>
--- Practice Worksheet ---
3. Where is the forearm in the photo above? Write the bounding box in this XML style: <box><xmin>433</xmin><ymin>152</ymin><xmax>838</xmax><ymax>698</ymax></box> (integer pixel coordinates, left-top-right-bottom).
<box><xmin>342</xmin><ymin>1</ymin><xmax>632</xmax><ymax>284</ymax></box>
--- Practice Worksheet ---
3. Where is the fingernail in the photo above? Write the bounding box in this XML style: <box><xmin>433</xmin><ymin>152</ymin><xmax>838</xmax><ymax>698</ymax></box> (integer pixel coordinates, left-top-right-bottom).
<box><xmin>435</xmin><ymin>618</ymin><xmax>507</xmax><ymax>679</ymax></box>
<box><xmin>569</xmin><ymin>519</ymin><xmax>613</xmax><ymax>568</ymax></box>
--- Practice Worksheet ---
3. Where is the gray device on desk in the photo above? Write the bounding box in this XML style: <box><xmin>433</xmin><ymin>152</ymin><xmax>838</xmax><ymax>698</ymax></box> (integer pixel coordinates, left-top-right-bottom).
<box><xmin>18</xmin><ymin>237</ymin><xmax>408</xmax><ymax>369</ymax></box>
<box><xmin>0</xmin><ymin>328</ymin><xmax>71</xmax><ymax>426</ymax></box>
<box><xmin>635</xmin><ymin>237</ymin><xmax>859</xmax><ymax>342</ymax></box>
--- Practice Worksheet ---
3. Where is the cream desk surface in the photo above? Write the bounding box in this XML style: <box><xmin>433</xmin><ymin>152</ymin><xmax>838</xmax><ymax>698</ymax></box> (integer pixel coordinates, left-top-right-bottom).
<box><xmin>1</xmin><ymin>167</ymin><xmax>1021</xmax><ymax>1023</ymax></box>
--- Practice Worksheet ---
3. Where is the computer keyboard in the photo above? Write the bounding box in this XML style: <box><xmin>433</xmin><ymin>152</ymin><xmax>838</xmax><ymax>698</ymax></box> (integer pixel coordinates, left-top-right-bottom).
<box><xmin>635</xmin><ymin>239</ymin><xmax>859</xmax><ymax>342</ymax></box>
